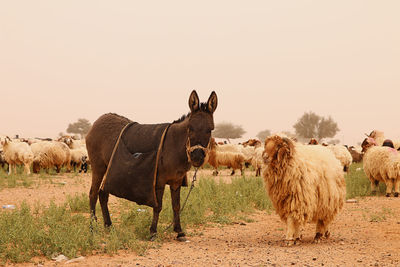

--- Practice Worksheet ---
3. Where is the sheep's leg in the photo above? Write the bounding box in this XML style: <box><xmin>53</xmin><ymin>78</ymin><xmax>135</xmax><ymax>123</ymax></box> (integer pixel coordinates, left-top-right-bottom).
<box><xmin>24</xmin><ymin>163</ymin><xmax>31</xmax><ymax>175</ymax></box>
<box><xmin>370</xmin><ymin>180</ymin><xmax>379</xmax><ymax>195</ymax></box>
<box><xmin>394</xmin><ymin>179</ymin><xmax>400</xmax><ymax>197</ymax></box>
<box><xmin>212</xmin><ymin>167</ymin><xmax>219</xmax><ymax>176</ymax></box>
<box><xmin>8</xmin><ymin>164</ymin><xmax>13</xmax><ymax>175</ymax></box>
<box><xmin>314</xmin><ymin>220</ymin><xmax>329</xmax><ymax>243</ymax></box>
<box><xmin>285</xmin><ymin>216</ymin><xmax>300</xmax><ymax>246</ymax></box>
<box><xmin>385</xmin><ymin>179</ymin><xmax>394</xmax><ymax>197</ymax></box>
<box><xmin>12</xmin><ymin>164</ymin><xmax>17</xmax><ymax>175</ymax></box>
<box><xmin>230</xmin><ymin>168</ymin><xmax>235</xmax><ymax>176</ymax></box>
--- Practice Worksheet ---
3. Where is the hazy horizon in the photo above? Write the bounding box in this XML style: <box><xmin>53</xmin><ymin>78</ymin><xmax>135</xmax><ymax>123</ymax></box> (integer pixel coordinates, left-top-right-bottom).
<box><xmin>1</xmin><ymin>1</ymin><xmax>399</xmax><ymax>145</ymax></box>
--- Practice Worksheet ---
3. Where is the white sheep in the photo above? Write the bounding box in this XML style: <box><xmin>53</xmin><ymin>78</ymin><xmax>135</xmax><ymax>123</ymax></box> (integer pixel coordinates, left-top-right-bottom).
<box><xmin>31</xmin><ymin>141</ymin><xmax>71</xmax><ymax>173</ymax></box>
<box><xmin>208</xmin><ymin>139</ymin><xmax>245</xmax><ymax>175</ymax></box>
<box><xmin>361</xmin><ymin>137</ymin><xmax>400</xmax><ymax>197</ymax></box>
<box><xmin>70</xmin><ymin>147</ymin><xmax>88</xmax><ymax>171</ymax></box>
<box><xmin>326</xmin><ymin>145</ymin><xmax>353</xmax><ymax>172</ymax></box>
<box><xmin>1</xmin><ymin>137</ymin><xmax>34</xmax><ymax>175</ymax></box>
<box><xmin>262</xmin><ymin>135</ymin><xmax>346</xmax><ymax>245</ymax></box>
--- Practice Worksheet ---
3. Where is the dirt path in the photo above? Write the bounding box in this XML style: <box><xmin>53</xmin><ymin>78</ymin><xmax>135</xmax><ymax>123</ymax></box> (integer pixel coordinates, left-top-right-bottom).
<box><xmin>2</xmin><ymin>171</ymin><xmax>400</xmax><ymax>266</ymax></box>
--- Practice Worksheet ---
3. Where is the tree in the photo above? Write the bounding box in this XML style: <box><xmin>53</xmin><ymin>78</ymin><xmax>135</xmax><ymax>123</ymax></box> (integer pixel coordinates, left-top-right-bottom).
<box><xmin>293</xmin><ymin>112</ymin><xmax>339</xmax><ymax>142</ymax></box>
<box><xmin>66</xmin><ymin>118</ymin><xmax>92</xmax><ymax>138</ymax></box>
<box><xmin>256</xmin><ymin>129</ymin><xmax>271</xmax><ymax>142</ymax></box>
<box><xmin>212</xmin><ymin>122</ymin><xmax>246</xmax><ymax>143</ymax></box>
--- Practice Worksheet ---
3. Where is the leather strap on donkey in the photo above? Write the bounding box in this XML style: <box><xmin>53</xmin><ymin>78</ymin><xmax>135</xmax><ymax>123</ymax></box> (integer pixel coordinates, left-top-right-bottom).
<box><xmin>99</xmin><ymin>122</ymin><xmax>170</xmax><ymax>208</ymax></box>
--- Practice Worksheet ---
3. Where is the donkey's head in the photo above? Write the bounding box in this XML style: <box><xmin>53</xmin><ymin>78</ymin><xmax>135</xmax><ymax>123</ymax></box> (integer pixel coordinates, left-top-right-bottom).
<box><xmin>186</xmin><ymin>90</ymin><xmax>218</xmax><ymax>167</ymax></box>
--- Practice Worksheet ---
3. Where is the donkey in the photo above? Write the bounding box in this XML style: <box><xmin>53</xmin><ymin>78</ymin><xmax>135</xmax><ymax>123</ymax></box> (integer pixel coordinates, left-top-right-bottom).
<box><xmin>86</xmin><ymin>90</ymin><xmax>217</xmax><ymax>241</ymax></box>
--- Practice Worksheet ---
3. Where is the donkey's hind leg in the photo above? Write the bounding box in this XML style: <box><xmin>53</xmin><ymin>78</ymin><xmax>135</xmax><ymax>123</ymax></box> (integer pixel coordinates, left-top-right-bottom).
<box><xmin>99</xmin><ymin>190</ymin><xmax>112</xmax><ymax>227</ymax></box>
<box><xmin>89</xmin><ymin>166</ymin><xmax>106</xmax><ymax>222</ymax></box>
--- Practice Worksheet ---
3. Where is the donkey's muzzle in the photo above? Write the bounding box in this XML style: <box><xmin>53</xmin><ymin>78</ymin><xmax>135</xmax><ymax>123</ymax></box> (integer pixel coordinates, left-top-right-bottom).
<box><xmin>190</xmin><ymin>148</ymin><xmax>205</xmax><ymax>167</ymax></box>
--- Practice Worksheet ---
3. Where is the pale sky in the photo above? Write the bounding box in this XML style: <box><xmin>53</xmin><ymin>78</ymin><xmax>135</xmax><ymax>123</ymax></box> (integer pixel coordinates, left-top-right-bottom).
<box><xmin>1</xmin><ymin>1</ymin><xmax>399</xmax><ymax>145</ymax></box>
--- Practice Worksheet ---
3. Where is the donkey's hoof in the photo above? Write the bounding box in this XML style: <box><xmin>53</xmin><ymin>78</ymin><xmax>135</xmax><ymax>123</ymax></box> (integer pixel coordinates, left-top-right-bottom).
<box><xmin>394</xmin><ymin>192</ymin><xmax>399</xmax><ymax>198</ymax></box>
<box><xmin>176</xmin><ymin>232</ymin><xmax>187</xmax><ymax>242</ymax></box>
<box><xmin>386</xmin><ymin>193</ymin><xmax>391</xmax><ymax>197</ymax></box>
<box><xmin>150</xmin><ymin>233</ymin><xmax>157</xmax><ymax>241</ymax></box>
<box><xmin>324</xmin><ymin>231</ymin><xmax>330</xmax><ymax>239</ymax></box>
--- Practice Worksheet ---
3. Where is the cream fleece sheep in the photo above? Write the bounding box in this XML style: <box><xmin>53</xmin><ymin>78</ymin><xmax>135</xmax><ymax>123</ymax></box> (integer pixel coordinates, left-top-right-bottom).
<box><xmin>31</xmin><ymin>141</ymin><xmax>71</xmax><ymax>173</ymax></box>
<box><xmin>262</xmin><ymin>135</ymin><xmax>346</xmax><ymax>245</ymax></box>
<box><xmin>70</xmin><ymin>147</ymin><xmax>88</xmax><ymax>171</ymax></box>
<box><xmin>1</xmin><ymin>137</ymin><xmax>34</xmax><ymax>175</ymax></box>
<box><xmin>208</xmin><ymin>139</ymin><xmax>245</xmax><ymax>175</ymax></box>
<box><xmin>326</xmin><ymin>145</ymin><xmax>353</xmax><ymax>172</ymax></box>
<box><xmin>362</xmin><ymin>138</ymin><xmax>400</xmax><ymax>197</ymax></box>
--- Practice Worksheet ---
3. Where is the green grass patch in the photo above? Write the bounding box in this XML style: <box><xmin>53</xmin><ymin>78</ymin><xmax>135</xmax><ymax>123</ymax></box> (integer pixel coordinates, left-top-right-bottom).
<box><xmin>345</xmin><ymin>162</ymin><xmax>386</xmax><ymax>199</ymax></box>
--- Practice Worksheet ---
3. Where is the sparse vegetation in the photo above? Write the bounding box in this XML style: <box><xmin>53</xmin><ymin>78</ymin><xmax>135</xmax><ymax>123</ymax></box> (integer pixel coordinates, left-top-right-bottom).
<box><xmin>0</xmin><ymin>163</ymin><xmax>393</xmax><ymax>263</ymax></box>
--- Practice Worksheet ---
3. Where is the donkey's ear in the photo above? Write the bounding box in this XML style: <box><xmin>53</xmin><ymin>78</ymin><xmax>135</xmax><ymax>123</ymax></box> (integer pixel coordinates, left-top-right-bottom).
<box><xmin>206</xmin><ymin>91</ymin><xmax>218</xmax><ymax>113</ymax></box>
<box><xmin>188</xmin><ymin>90</ymin><xmax>200</xmax><ymax>112</ymax></box>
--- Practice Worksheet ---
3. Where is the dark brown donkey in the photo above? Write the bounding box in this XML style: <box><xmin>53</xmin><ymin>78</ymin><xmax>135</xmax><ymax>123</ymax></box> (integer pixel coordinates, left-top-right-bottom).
<box><xmin>86</xmin><ymin>90</ymin><xmax>217</xmax><ymax>240</ymax></box>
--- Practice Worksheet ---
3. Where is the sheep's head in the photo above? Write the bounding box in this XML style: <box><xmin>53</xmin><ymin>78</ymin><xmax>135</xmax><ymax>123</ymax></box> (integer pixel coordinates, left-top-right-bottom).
<box><xmin>262</xmin><ymin>135</ymin><xmax>294</xmax><ymax>169</ymax></box>
<box><xmin>361</xmin><ymin>137</ymin><xmax>376</xmax><ymax>153</ymax></box>
<box><xmin>382</xmin><ymin>139</ymin><xmax>394</xmax><ymax>148</ymax></box>
<box><xmin>308</xmin><ymin>138</ymin><xmax>318</xmax><ymax>145</ymax></box>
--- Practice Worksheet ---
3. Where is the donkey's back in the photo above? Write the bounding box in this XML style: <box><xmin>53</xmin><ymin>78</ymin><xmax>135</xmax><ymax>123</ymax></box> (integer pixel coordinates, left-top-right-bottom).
<box><xmin>86</xmin><ymin>113</ymin><xmax>132</xmax><ymax>173</ymax></box>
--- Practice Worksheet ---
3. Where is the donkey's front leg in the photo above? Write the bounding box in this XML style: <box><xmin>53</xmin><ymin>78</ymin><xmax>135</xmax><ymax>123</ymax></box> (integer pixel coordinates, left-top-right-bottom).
<box><xmin>170</xmin><ymin>185</ymin><xmax>186</xmax><ymax>241</ymax></box>
<box><xmin>150</xmin><ymin>186</ymin><xmax>165</xmax><ymax>240</ymax></box>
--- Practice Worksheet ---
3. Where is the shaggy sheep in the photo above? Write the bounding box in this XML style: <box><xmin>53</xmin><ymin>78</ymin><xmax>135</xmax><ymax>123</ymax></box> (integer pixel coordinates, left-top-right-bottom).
<box><xmin>208</xmin><ymin>139</ymin><xmax>245</xmax><ymax>176</ymax></box>
<box><xmin>58</xmin><ymin>135</ymin><xmax>86</xmax><ymax>149</ymax></box>
<box><xmin>326</xmin><ymin>145</ymin><xmax>353</xmax><ymax>172</ymax></box>
<box><xmin>361</xmin><ymin>137</ymin><xmax>400</xmax><ymax>197</ymax></box>
<box><xmin>262</xmin><ymin>135</ymin><xmax>346</xmax><ymax>245</ymax></box>
<box><xmin>31</xmin><ymin>141</ymin><xmax>71</xmax><ymax>173</ymax></box>
<box><xmin>1</xmin><ymin>137</ymin><xmax>34</xmax><ymax>175</ymax></box>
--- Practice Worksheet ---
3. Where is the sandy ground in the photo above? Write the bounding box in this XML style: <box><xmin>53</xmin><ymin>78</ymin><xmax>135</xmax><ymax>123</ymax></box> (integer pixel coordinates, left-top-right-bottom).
<box><xmin>1</xmin><ymin>170</ymin><xmax>400</xmax><ymax>267</ymax></box>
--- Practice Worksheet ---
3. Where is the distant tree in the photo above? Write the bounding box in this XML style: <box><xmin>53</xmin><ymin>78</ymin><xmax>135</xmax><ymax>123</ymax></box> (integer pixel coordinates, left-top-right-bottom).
<box><xmin>293</xmin><ymin>112</ymin><xmax>339</xmax><ymax>142</ymax></box>
<box><xmin>256</xmin><ymin>129</ymin><xmax>271</xmax><ymax>142</ymax></box>
<box><xmin>213</xmin><ymin>122</ymin><xmax>246</xmax><ymax>143</ymax></box>
<box><xmin>66</xmin><ymin>118</ymin><xmax>92</xmax><ymax>138</ymax></box>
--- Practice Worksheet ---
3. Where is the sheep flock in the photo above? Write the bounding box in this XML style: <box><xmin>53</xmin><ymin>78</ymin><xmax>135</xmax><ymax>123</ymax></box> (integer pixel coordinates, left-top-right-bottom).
<box><xmin>0</xmin><ymin>135</ymin><xmax>88</xmax><ymax>175</ymax></box>
<box><xmin>0</xmin><ymin>128</ymin><xmax>399</xmax><ymax>246</ymax></box>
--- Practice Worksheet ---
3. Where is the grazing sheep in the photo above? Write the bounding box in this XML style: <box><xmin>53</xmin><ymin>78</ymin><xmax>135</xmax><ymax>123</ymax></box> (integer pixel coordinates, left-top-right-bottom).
<box><xmin>262</xmin><ymin>135</ymin><xmax>346</xmax><ymax>245</ymax></box>
<box><xmin>58</xmin><ymin>135</ymin><xmax>86</xmax><ymax>149</ymax></box>
<box><xmin>361</xmin><ymin>138</ymin><xmax>400</xmax><ymax>197</ymax></box>
<box><xmin>308</xmin><ymin>139</ymin><xmax>353</xmax><ymax>172</ymax></box>
<box><xmin>208</xmin><ymin>139</ymin><xmax>245</xmax><ymax>175</ymax></box>
<box><xmin>1</xmin><ymin>137</ymin><xmax>34</xmax><ymax>175</ymax></box>
<box><xmin>31</xmin><ymin>141</ymin><xmax>71</xmax><ymax>173</ymax></box>
<box><xmin>70</xmin><ymin>147</ymin><xmax>88</xmax><ymax>171</ymax></box>
<box><xmin>326</xmin><ymin>145</ymin><xmax>353</xmax><ymax>172</ymax></box>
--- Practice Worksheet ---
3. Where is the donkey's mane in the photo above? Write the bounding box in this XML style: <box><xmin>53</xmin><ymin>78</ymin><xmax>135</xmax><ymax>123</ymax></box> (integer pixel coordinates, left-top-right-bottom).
<box><xmin>172</xmin><ymin>103</ymin><xmax>210</xmax><ymax>124</ymax></box>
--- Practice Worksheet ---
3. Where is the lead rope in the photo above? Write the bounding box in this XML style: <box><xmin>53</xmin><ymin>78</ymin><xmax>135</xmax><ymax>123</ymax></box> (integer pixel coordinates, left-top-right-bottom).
<box><xmin>163</xmin><ymin>167</ymin><xmax>199</xmax><ymax>233</ymax></box>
